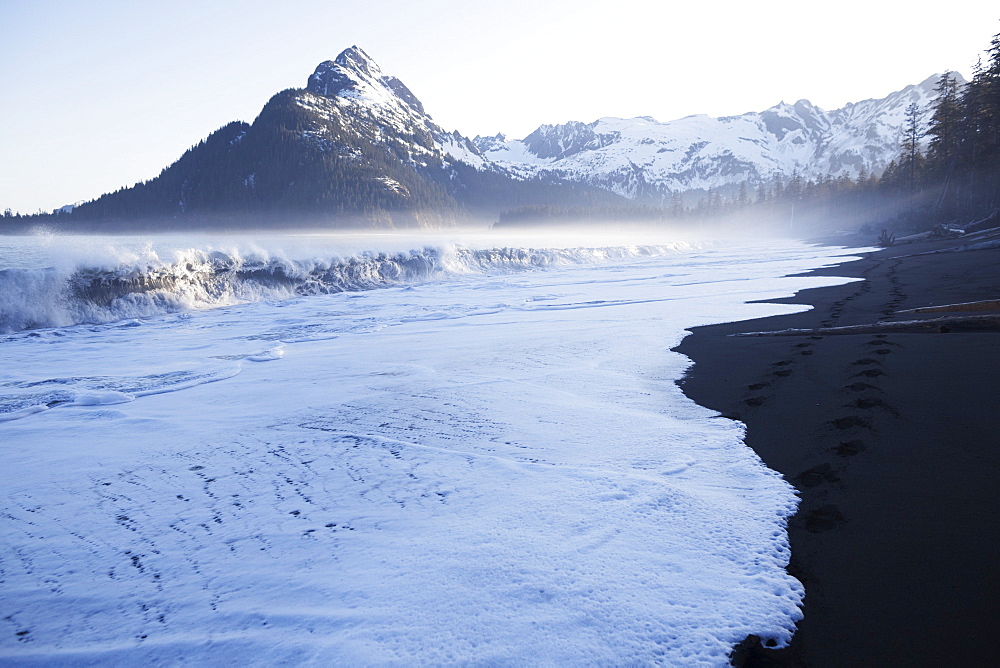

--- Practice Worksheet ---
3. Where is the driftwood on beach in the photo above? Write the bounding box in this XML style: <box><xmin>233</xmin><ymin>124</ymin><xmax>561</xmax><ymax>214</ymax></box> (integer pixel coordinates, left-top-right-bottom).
<box><xmin>735</xmin><ymin>314</ymin><xmax>1000</xmax><ymax>336</ymax></box>
<box><xmin>897</xmin><ymin>299</ymin><xmax>1000</xmax><ymax>314</ymax></box>
<box><xmin>735</xmin><ymin>298</ymin><xmax>1000</xmax><ymax>336</ymax></box>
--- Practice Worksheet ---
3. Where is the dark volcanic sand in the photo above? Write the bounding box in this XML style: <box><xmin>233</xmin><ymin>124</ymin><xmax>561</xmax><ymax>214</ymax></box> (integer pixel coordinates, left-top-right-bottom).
<box><xmin>675</xmin><ymin>239</ymin><xmax>1000</xmax><ymax>666</ymax></box>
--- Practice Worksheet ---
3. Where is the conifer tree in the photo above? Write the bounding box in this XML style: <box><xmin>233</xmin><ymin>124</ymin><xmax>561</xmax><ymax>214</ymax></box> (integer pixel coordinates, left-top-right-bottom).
<box><xmin>927</xmin><ymin>74</ymin><xmax>962</xmax><ymax>170</ymax></box>
<box><xmin>771</xmin><ymin>173</ymin><xmax>784</xmax><ymax>200</ymax></box>
<box><xmin>756</xmin><ymin>182</ymin><xmax>767</xmax><ymax>204</ymax></box>
<box><xmin>900</xmin><ymin>102</ymin><xmax>925</xmax><ymax>193</ymax></box>
<box><xmin>737</xmin><ymin>181</ymin><xmax>749</xmax><ymax>207</ymax></box>
<box><xmin>670</xmin><ymin>190</ymin><xmax>685</xmax><ymax>218</ymax></box>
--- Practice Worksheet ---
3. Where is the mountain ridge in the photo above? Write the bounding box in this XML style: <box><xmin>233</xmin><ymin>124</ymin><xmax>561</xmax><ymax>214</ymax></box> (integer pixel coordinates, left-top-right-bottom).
<box><xmin>22</xmin><ymin>47</ymin><xmax>956</xmax><ymax>230</ymax></box>
<box><xmin>473</xmin><ymin>72</ymin><xmax>959</xmax><ymax>203</ymax></box>
<box><xmin>42</xmin><ymin>46</ymin><xmax>626</xmax><ymax>231</ymax></box>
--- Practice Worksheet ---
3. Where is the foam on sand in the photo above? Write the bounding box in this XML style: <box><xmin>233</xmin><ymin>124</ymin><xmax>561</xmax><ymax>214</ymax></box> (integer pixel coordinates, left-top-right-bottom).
<box><xmin>0</xmin><ymin>235</ymin><xmax>863</xmax><ymax>664</ymax></box>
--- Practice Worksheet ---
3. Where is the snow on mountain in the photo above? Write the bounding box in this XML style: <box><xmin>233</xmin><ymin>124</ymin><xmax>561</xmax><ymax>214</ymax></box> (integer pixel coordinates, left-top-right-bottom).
<box><xmin>55</xmin><ymin>200</ymin><xmax>86</xmax><ymax>215</ymax></box>
<box><xmin>55</xmin><ymin>46</ymin><xmax>960</xmax><ymax>227</ymax></box>
<box><xmin>302</xmin><ymin>46</ymin><xmax>489</xmax><ymax>170</ymax></box>
<box><xmin>304</xmin><ymin>50</ymin><xmax>956</xmax><ymax>204</ymax></box>
<box><xmin>474</xmin><ymin>73</ymin><xmax>958</xmax><ymax>201</ymax></box>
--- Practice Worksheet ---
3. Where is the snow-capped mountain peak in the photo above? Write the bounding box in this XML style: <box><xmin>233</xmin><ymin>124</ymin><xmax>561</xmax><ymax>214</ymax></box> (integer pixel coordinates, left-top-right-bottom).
<box><xmin>307</xmin><ymin>45</ymin><xmax>427</xmax><ymax>119</ymax></box>
<box><xmin>299</xmin><ymin>47</ymin><xmax>488</xmax><ymax>171</ymax></box>
<box><xmin>334</xmin><ymin>44</ymin><xmax>377</xmax><ymax>75</ymax></box>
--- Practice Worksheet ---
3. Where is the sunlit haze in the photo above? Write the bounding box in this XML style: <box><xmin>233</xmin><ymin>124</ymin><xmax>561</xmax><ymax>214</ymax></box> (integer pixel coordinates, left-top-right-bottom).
<box><xmin>1</xmin><ymin>0</ymin><xmax>997</xmax><ymax>214</ymax></box>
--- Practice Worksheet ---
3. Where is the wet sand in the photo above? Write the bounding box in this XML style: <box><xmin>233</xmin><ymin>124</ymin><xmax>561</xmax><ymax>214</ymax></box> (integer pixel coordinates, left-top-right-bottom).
<box><xmin>675</xmin><ymin>238</ymin><xmax>1000</xmax><ymax>666</ymax></box>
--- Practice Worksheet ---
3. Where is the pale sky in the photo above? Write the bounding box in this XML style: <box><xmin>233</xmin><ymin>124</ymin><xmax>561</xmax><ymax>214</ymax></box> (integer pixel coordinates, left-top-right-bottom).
<box><xmin>1</xmin><ymin>0</ymin><xmax>997</xmax><ymax>214</ymax></box>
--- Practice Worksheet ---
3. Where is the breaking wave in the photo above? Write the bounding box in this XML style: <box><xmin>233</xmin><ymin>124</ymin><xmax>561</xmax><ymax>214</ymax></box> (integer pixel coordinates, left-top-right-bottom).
<box><xmin>0</xmin><ymin>242</ymin><xmax>697</xmax><ymax>333</ymax></box>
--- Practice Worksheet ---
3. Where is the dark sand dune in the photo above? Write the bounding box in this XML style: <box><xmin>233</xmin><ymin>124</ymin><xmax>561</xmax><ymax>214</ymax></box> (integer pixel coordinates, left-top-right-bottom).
<box><xmin>676</xmin><ymin>238</ymin><xmax>1000</xmax><ymax>666</ymax></box>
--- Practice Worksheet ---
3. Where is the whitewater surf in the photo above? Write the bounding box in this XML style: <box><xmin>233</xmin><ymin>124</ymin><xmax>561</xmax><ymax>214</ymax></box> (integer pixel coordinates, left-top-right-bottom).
<box><xmin>0</xmin><ymin>233</ymin><xmax>863</xmax><ymax>664</ymax></box>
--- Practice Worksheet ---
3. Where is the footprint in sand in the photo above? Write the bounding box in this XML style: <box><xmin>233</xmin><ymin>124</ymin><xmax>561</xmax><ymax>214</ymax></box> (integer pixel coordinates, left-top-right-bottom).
<box><xmin>844</xmin><ymin>382</ymin><xmax>882</xmax><ymax>393</ymax></box>
<box><xmin>833</xmin><ymin>440</ymin><xmax>866</xmax><ymax>457</ymax></box>
<box><xmin>800</xmin><ymin>505</ymin><xmax>846</xmax><ymax>533</ymax></box>
<box><xmin>830</xmin><ymin>416</ymin><xmax>872</xmax><ymax>430</ymax></box>
<box><xmin>770</xmin><ymin>360</ymin><xmax>795</xmax><ymax>375</ymax></box>
<box><xmin>795</xmin><ymin>463</ymin><xmax>841</xmax><ymax>488</ymax></box>
<box><xmin>844</xmin><ymin>397</ymin><xmax>897</xmax><ymax>414</ymax></box>
<box><xmin>865</xmin><ymin>339</ymin><xmax>901</xmax><ymax>347</ymax></box>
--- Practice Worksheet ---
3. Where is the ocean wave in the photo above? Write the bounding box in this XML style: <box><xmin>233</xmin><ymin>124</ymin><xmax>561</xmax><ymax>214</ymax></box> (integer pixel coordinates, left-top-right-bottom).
<box><xmin>0</xmin><ymin>242</ymin><xmax>697</xmax><ymax>333</ymax></box>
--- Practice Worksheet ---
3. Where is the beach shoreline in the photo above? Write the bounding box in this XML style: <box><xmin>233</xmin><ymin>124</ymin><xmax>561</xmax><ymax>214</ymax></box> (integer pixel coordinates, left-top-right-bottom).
<box><xmin>675</xmin><ymin>237</ymin><xmax>1000</xmax><ymax>666</ymax></box>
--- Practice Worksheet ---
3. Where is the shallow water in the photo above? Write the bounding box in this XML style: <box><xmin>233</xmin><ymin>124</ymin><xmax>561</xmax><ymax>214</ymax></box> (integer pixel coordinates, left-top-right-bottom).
<box><xmin>0</xmin><ymin>232</ymin><xmax>863</xmax><ymax>664</ymax></box>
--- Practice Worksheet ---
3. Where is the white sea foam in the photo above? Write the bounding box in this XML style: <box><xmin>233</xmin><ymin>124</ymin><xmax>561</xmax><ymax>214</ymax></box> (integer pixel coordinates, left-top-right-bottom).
<box><xmin>0</xmin><ymin>233</ymin><xmax>864</xmax><ymax>665</ymax></box>
<box><xmin>0</xmin><ymin>231</ymin><xmax>706</xmax><ymax>334</ymax></box>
